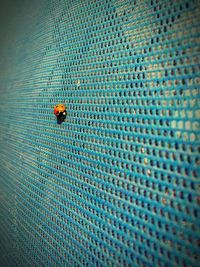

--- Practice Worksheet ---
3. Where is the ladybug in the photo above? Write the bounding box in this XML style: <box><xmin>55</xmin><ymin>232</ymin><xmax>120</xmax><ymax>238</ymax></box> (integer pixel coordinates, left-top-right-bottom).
<box><xmin>54</xmin><ymin>104</ymin><xmax>67</xmax><ymax>124</ymax></box>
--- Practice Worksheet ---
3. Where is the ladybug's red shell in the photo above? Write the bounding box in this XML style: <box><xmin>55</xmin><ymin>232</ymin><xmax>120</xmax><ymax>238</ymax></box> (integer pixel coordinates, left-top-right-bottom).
<box><xmin>54</xmin><ymin>104</ymin><xmax>66</xmax><ymax>117</ymax></box>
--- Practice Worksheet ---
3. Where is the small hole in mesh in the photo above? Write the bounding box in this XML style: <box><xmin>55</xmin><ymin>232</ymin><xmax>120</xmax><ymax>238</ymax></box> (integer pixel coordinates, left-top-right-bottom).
<box><xmin>193</xmin><ymin>209</ymin><xmax>198</xmax><ymax>218</ymax></box>
<box><xmin>193</xmin><ymin>170</ymin><xmax>198</xmax><ymax>178</ymax></box>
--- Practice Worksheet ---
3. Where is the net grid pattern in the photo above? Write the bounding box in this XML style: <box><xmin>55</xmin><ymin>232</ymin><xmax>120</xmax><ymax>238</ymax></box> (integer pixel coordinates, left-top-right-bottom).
<box><xmin>0</xmin><ymin>0</ymin><xmax>199</xmax><ymax>266</ymax></box>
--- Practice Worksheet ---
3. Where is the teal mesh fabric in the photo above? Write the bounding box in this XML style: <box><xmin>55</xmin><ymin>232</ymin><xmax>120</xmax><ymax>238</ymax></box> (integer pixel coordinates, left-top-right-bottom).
<box><xmin>0</xmin><ymin>0</ymin><xmax>200</xmax><ymax>266</ymax></box>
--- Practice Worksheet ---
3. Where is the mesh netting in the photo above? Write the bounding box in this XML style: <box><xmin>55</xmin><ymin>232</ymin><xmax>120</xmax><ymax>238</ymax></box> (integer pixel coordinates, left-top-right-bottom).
<box><xmin>0</xmin><ymin>0</ymin><xmax>200</xmax><ymax>266</ymax></box>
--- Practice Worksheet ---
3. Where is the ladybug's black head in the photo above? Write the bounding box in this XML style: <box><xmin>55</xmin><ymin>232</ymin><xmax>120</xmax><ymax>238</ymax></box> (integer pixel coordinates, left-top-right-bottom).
<box><xmin>57</xmin><ymin>110</ymin><xmax>66</xmax><ymax>118</ymax></box>
<box><xmin>57</xmin><ymin>109</ymin><xmax>67</xmax><ymax>124</ymax></box>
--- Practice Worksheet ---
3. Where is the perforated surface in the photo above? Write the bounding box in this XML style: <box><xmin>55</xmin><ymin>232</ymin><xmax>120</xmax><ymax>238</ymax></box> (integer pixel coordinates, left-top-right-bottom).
<box><xmin>0</xmin><ymin>0</ymin><xmax>200</xmax><ymax>266</ymax></box>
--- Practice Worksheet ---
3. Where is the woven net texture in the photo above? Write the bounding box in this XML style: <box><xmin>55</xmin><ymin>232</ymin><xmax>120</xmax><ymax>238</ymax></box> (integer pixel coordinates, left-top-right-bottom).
<box><xmin>0</xmin><ymin>0</ymin><xmax>199</xmax><ymax>266</ymax></box>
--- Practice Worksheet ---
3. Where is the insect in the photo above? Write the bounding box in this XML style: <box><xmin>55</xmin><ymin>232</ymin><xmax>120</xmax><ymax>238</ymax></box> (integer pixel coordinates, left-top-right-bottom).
<box><xmin>54</xmin><ymin>104</ymin><xmax>67</xmax><ymax>124</ymax></box>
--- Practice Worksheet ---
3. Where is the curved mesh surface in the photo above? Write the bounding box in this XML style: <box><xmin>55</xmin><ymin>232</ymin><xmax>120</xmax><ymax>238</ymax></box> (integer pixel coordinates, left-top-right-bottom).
<box><xmin>0</xmin><ymin>0</ymin><xmax>200</xmax><ymax>266</ymax></box>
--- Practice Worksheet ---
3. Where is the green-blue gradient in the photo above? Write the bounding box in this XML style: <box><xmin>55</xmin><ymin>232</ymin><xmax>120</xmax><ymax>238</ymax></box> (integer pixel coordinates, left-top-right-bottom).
<box><xmin>0</xmin><ymin>0</ymin><xmax>200</xmax><ymax>266</ymax></box>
